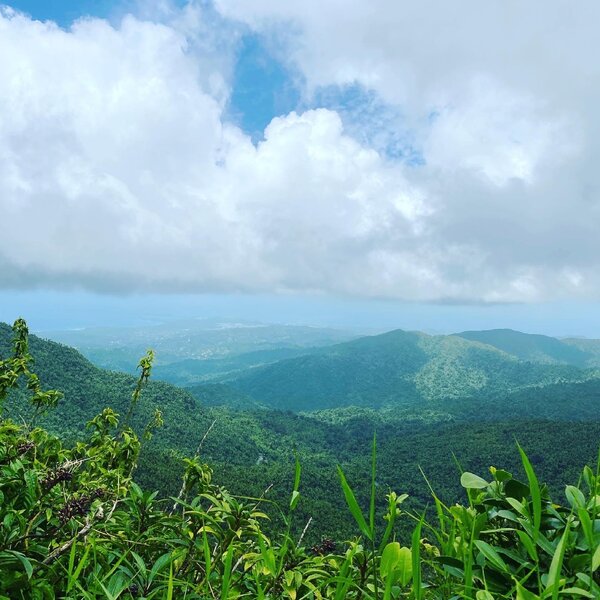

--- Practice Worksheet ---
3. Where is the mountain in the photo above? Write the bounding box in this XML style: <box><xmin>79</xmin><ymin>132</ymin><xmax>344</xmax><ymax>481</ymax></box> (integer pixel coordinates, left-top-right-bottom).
<box><xmin>454</xmin><ymin>328</ymin><xmax>591</xmax><ymax>366</ymax></box>
<box><xmin>41</xmin><ymin>318</ymin><xmax>356</xmax><ymax>373</ymax></box>
<box><xmin>185</xmin><ymin>382</ymin><xmax>263</xmax><ymax>409</ymax></box>
<box><xmin>561</xmin><ymin>337</ymin><xmax>600</xmax><ymax>367</ymax></box>
<box><xmin>2</xmin><ymin>321</ymin><xmax>600</xmax><ymax>542</ymax></box>
<box><xmin>228</xmin><ymin>328</ymin><xmax>593</xmax><ymax>411</ymax></box>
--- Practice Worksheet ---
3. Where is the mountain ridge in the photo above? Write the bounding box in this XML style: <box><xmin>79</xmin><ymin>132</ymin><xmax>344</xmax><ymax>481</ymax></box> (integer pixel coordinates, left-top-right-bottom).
<box><xmin>227</xmin><ymin>327</ymin><xmax>594</xmax><ymax>411</ymax></box>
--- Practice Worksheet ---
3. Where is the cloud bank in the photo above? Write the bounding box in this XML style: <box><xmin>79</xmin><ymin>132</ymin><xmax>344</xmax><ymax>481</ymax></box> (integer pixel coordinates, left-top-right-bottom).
<box><xmin>0</xmin><ymin>2</ymin><xmax>598</xmax><ymax>302</ymax></box>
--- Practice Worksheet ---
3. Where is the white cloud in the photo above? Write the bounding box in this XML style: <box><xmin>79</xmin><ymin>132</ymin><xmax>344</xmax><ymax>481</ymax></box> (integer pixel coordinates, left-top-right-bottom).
<box><xmin>0</xmin><ymin>3</ymin><xmax>599</xmax><ymax>302</ymax></box>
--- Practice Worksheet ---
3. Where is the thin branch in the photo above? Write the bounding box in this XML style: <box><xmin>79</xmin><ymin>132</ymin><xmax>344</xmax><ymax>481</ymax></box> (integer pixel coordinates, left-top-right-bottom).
<box><xmin>297</xmin><ymin>516</ymin><xmax>313</xmax><ymax>548</ymax></box>
<box><xmin>42</xmin><ymin>518</ymin><xmax>93</xmax><ymax>565</ymax></box>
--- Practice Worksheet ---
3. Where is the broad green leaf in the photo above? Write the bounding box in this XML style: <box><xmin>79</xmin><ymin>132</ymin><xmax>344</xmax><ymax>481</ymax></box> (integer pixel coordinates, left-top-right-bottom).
<box><xmin>565</xmin><ymin>485</ymin><xmax>586</xmax><ymax>509</ymax></box>
<box><xmin>516</xmin><ymin>530</ymin><xmax>538</xmax><ymax>561</ymax></box>
<box><xmin>397</xmin><ymin>546</ymin><xmax>413</xmax><ymax>586</ymax></box>
<box><xmin>515</xmin><ymin>580</ymin><xmax>540</xmax><ymax>600</ymax></box>
<box><xmin>380</xmin><ymin>542</ymin><xmax>402</xmax><ymax>580</ymax></box>
<box><xmin>490</xmin><ymin>467</ymin><xmax>512</xmax><ymax>482</ymax></box>
<box><xmin>476</xmin><ymin>591</ymin><xmax>495</xmax><ymax>600</ymax></box>
<box><xmin>148</xmin><ymin>552</ymin><xmax>173</xmax><ymax>585</ymax></box>
<box><xmin>460</xmin><ymin>472</ymin><xmax>489</xmax><ymax>489</ymax></box>
<box><xmin>380</xmin><ymin>543</ymin><xmax>412</xmax><ymax>587</ymax></box>
<box><xmin>475</xmin><ymin>540</ymin><xmax>510</xmax><ymax>573</ymax></box>
<box><xmin>559</xmin><ymin>588</ymin><xmax>594</xmax><ymax>598</ymax></box>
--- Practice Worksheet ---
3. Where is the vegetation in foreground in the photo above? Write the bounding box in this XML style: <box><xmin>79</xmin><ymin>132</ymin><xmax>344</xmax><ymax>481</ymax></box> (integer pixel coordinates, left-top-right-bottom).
<box><xmin>1</xmin><ymin>319</ymin><xmax>599</xmax><ymax>599</ymax></box>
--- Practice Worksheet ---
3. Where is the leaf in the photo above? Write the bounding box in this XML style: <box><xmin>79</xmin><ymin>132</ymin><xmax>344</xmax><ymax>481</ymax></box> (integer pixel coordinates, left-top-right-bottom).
<box><xmin>369</xmin><ymin>432</ymin><xmax>377</xmax><ymax>534</ymax></box>
<box><xmin>337</xmin><ymin>465</ymin><xmax>371</xmax><ymax>540</ymax></box>
<box><xmin>411</xmin><ymin>518</ymin><xmax>423</xmax><ymax>600</ymax></box>
<box><xmin>380</xmin><ymin>542</ymin><xmax>401</xmax><ymax>580</ymax></box>
<box><xmin>516</xmin><ymin>530</ymin><xmax>538</xmax><ymax>562</ymax></box>
<box><xmin>517</xmin><ymin>442</ymin><xmax>541</xmax><ymax>540</ymax></box>
<box><xmin>148</xmin><ymin>552</ymin><xmax>173</xmax><ymax>585</ymax></box>
<box><xmin>380</xmin><ymin>543</ymin><xmax>412</xmax><ymax>587</ymax></box>
<box><xmin>221</xmin><ymin>544</ymin><xmax>235</xmax><ymax>599</ymax></box>
<box><xmin>293</xmin><ymin>454</ymin><xmax>301</xmax><ymax>493</ymax></box>
<box><xmin>578</xmin><ymin>508</ymin><xmax>594</xmax><ymax>552</ymax></box>
<box><xmin>290</xmin><ymin>490</ymin><xmax>300</xmax><ymax>510</ymax></box>
<box><xmin>396</xmin><ymin>546</ymin><xmax>413</xmax><ymax>587</ymax></box>
<box><xmin>546</xmin><ymin>521</ymin><xmax>570</xmax><ymax>600</ymax></box>
<box><xmin>515</xmin><ymin>580</ymin><xmax>540</xmax><ymax>600</ymax></box>
<box><xmin>505</xmin><ymin>479</ymin><xmax>531</xmax><ymax>501</ymax></box>
<box><xmin>592</xmin><ymin>544</ymin><xmax>600</xmax><ymax>572</ymax></box>
<box><xmin>490</xmin><ymin>467</ymin><xmax>512</xmax><ymax>482</ymax></box>
<box><xmin>460</xmin><ymin>472</ymin><xmax>489</xmax><ymax>489</ymax></box>
<box><xmin>475</xmin><ymin>540</ymin><xmax>510</xmax><ymax>573</ymax></box>
<box><xmin>476</xmin><ymin>591</ymin><xmax>495</xmax><ymax>600</ymax></box>
<box><xmin>559</xmin><ymin>588</ymin><xmax>594</xmax><ymax>598</ymax></box>
<box><xmin>0</xmin><ymin>551</ymin><xmax>33</xmax><ymax>580</ymax></box>
<box><xmin>565</xmin><ymin>485</ymin><xmax>586</xmax><ymax>510</ymax></box>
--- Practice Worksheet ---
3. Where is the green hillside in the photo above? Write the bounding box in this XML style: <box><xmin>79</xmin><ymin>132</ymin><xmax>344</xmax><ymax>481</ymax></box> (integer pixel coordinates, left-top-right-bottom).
<box><xmin>229</xmin><ymin>328</ymin><xmax>593</xmax><ymax>411</ymax></box>
<box><xmin>563</xmin><ymin>336</ymin><xmax>600</xmax><ymax>367</ymax></box>
<box><xmin>3</xmin><ymin>321</ymin><xmax>600</xmax><ymax>544</ymax></box>
<box><xmin>3</xmin><ymin>324</ymin><xmax>598</xmax><ymax>599</ymax></box>
<box><xmin>455</xmin><ymin>328</ymin><xmax>591</xmax><ymax>366</ymax></box>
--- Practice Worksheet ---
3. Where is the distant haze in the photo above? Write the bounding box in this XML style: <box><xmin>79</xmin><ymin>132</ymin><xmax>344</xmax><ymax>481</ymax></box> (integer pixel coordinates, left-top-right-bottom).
<box><xmin>2</xmin><ymin>290</ymin><xmax>600</xmax><ymax>339</ymax></box>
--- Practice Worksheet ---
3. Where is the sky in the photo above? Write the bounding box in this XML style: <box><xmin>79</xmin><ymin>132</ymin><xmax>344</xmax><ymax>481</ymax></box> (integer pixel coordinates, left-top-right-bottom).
<box><xmin>1</xmin><ymin>1</ymin><xmax>600</xmax><ymax>335</ymax></box>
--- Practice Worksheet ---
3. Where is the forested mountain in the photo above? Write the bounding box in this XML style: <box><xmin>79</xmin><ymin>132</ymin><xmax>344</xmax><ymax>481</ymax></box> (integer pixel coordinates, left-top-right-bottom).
<box><xmin>3</xmin><ymin>325</ymin><xmax>599</xmax><ymax>598</ymax></box>
<box><xmin>3</xmin><ymin>321</ymin><xmax>599</xmax><ymax>543</ymax></box>
<box><xmin>562</xmin><ymin>336</ymin><xmax>600</xmax><ymax>367</ymax></box>
<box><xmin>228</xmin><ymin>328</ymin><xmax>594</xmax><ymax>411</ymax></box>
<box><xmin>455</xmin><ymin>328</ymin><xmax>592</xmax><ymax>366</ymax></box>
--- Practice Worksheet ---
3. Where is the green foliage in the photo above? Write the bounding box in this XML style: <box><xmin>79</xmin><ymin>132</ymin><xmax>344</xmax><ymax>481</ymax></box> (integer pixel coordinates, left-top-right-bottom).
<box><xmin>455</xmin><ymin>328</ymin><xmax>592</xmax><ymax>367</ymax></box>
<box><xmin>3</xmin><ymin>320</ymin><xmax>600</xmax><ymax>545</ymax></box>
<box><xmin>228</xmin><ymin>329</ymin><xmax>595</xmax><ymax>412</ymax></box>
<box><xmin>1</xmin><ymin>319</ymin><xmax>600</xmax><ymax>598</ymax></box>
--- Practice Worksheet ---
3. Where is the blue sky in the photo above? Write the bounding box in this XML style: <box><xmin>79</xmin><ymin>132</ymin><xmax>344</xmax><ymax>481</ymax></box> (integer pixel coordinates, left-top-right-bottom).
<box><xmin>1</xmin><ymin>1</ymin><xmax>600</xmax><ymax>334</ymax></box>
<box><xmin>6</xmin><ymin>0</ymin><xmax>122</xmax><ymax>26</ymax></box>
<box><xmin>8</xmin><ymin>0</ymin><xmax>301</xmax><ymax>141</ymax></box>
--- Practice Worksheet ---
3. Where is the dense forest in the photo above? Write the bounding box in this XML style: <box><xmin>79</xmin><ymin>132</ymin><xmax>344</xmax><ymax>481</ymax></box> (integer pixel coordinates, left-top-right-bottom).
<box><xmin>2</xmin><ymin>322</ymin><xmax>600</xmax><ymax>543</ymax></box>
<box><xmin>1</xmin><ymin>319</ymin><xmax>599</xmax><ymax>598</ymax></box>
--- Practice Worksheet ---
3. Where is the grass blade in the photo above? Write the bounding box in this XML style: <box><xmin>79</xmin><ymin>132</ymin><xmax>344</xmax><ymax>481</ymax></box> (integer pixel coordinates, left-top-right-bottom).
<box><xmin>369</xmin><ymin>432</ymin><xmax>377</xmax><ymax>535</ymax></box>
<box><xmin>337</xmin><ymin>465</ymin><xmax>372</xmax><ymax>540</ymax></box>
<box><xmin>412</xmin><ymin>517</ymin><xmax>423</xmax><ymax>600</ymax></box>
<box><xmin>517</xmin><ymin>442</ymin><xmax>542</xmax><ymax>541</ymax></box>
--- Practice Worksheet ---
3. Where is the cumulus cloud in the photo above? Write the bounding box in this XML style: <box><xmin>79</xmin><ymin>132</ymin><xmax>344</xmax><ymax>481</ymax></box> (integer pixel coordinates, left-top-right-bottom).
<box><xmin>0</xmin><ymin>2</ymin><xmax>599</xmax><ymax>302</ymax></box>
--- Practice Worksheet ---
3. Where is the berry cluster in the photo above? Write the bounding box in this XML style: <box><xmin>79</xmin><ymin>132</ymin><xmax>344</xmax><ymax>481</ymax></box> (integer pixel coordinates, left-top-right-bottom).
<box><xmin>16</xmin><ymin>441</ymin><xmax>35</xmax><ymax>455</ymax></box>
<box><xmin>310</xmin><ymin>538</ymin><xmax>336</xmax><ymax>555</ymax></box>
<box><xmin>57</xmin><ymin>489</ymin><xmax>106</xmax><ymax>525</ymax></box>
<box><xmin>42</xmin><ymin>468</ymin><xmax>73</xmax><ymax>490</ymax></box>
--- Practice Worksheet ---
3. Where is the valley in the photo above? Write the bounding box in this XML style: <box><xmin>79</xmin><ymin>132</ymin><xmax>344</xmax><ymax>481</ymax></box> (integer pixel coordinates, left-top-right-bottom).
<box><xmin>5</xmin><ymin>320</ymin><xmax>599</xmax><ymax>542</ymax></box>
